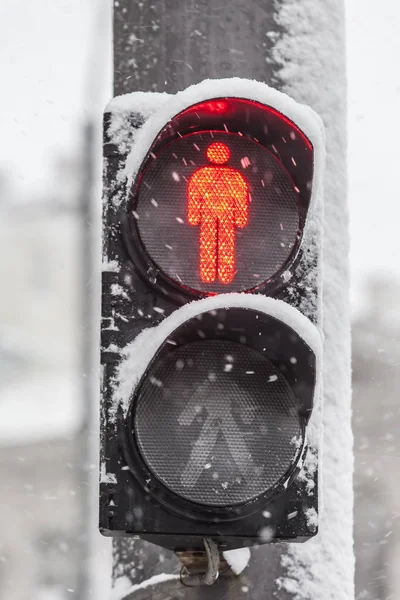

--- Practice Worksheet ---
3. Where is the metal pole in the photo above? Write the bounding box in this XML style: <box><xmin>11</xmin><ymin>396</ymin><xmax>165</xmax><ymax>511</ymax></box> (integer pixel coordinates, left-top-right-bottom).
<box><xmin>111</xmin><ymin>1</ymin><xmax>352</xmax><ymax>599</ymax></box>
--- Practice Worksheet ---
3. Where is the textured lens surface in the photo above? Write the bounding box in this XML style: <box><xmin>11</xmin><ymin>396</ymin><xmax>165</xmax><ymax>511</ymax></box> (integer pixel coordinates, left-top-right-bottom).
<box><xmin>134</xmin><ymin>340</ymin><xmax>301</xmax><ymax>506</ymax></box>
<box><xmin>134</xmin><ymin>131</ymin><xmax>299</xmax><ymax>294</ymax></box>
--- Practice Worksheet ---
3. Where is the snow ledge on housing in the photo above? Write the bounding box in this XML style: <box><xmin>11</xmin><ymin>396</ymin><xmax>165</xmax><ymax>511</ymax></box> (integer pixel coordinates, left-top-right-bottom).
<box><xmin>111</xmin><ymin>293</ymin><xmax>322</xmax><ymax>428</ymax></box>
<box><xmin>115</xmin><ymin>78</ymin><xmax>324</xmax><ymax>190</ymax></box>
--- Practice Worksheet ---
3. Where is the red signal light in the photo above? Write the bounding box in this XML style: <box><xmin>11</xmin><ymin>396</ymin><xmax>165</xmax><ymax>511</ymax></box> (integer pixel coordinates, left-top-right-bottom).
<box><xmin>188</xmin><ymin>143</ymin><xmax>249</xmax><ymax>284</ymax></box>
<box><xmin>133</xmin><ymin>126</ymin><xmax>303</xmax><ymax>295</ymax></box>
<box><xmin>190</xmin><ymin>100</ymin><xmax>230</xmax><ymax>115</ymax></box>
<box><xmin>206</xmin><ymin>142</ymin><xmax>231</xmax><ymax>164</ymax></box>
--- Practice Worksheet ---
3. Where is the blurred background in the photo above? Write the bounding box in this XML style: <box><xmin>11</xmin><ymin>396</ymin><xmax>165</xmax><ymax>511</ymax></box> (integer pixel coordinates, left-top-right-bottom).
<box><xmin>0</xmin><ymin>1</ymin><xmax>399</xmax><ymax>599</ymax></box>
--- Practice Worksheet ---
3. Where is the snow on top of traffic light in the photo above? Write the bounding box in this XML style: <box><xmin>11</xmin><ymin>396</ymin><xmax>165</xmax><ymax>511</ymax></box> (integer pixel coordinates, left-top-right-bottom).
<box><xmin>108</xmin><ymin>78</ymin><xmax>325</xmax><ymax>192</ymax></box>
<box><xmin>106</xmin><ymin>90</ymin><xmax>170</xmax><ymax>117</ymax></box>
<box><xmin>110</xmin><ymin>292</ymin><xmax>323</xmax><ymax>425</ymax></box>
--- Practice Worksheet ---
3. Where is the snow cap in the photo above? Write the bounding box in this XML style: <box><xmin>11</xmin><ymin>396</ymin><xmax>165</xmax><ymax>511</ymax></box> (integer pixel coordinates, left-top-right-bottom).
<box><xmin>111</xmin><ymin>293</ymin><xmax>322</xmax><ymax>422</ymax></box>
<box><xmin>109</xmin><ymin>78</ymin><xmax>325</xmax><ymax>191</ymax></box>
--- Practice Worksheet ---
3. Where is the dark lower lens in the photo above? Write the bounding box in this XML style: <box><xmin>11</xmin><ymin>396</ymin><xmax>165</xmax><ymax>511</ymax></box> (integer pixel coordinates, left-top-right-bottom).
<box><xmin>134</xmin><ymin>340</ymin><xmax>301</xmax><ymax>506</ymax></box>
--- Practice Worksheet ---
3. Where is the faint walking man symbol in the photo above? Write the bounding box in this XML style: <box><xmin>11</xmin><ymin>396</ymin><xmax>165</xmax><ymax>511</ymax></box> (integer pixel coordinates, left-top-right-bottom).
<box><xmin>178</xmin><ymin>379</ymin><xmax>263</xmax><ymax>489</ymax></box>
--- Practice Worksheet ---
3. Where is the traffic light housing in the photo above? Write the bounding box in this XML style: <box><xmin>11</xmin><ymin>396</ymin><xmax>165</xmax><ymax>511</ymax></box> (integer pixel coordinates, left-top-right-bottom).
<box><xmin>100</xmin><ymin>79</ymin><xmax>324</xmax><ymax>552</ymax></box>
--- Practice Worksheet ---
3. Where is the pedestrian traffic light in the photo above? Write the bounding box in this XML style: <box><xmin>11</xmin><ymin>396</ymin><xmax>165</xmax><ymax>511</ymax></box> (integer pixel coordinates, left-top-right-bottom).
<box><xmin>100</xmin><ymin>79</ymin><xmax>324</xmax><ymax>554</ymax></box>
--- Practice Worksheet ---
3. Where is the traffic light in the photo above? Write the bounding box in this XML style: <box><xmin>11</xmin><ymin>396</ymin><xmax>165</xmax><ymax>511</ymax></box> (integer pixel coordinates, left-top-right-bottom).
<box><xmin>100</xmin><ymin>79</ymin><xmax>324</xmax><ymax>553</ymax></box>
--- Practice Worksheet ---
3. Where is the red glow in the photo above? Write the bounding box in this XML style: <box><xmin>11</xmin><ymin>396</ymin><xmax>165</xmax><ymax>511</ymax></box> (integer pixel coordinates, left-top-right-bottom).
<box><xmin>206</xmin><ymin>142</ymin><xmax>231</xmax><ymax>164</ymax></box>
<box><xmin>179</xmin><ymin>98</ymin><xmax>312</xmax><ymax>151</ymax></box>
<box><xmin>188</xmin><ymin>144</ymin><xmax>248</xmax><ymax>284</ymax></box>
<box><xmin>193</xmin><ymin>100</ymin><xmax>230</xmax><ymax>114</ymax></box>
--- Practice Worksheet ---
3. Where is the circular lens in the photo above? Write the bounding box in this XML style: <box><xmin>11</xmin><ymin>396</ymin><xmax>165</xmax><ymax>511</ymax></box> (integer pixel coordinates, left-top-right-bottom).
<box><xmin>133</xmin><ymin>131</ymin><xmax>299</xmax><ymax>295</ymax></box>
<box><xmin>133</xmin><ymin>340</ymin><xmax>302</xmax><ymax>506</ymax></box>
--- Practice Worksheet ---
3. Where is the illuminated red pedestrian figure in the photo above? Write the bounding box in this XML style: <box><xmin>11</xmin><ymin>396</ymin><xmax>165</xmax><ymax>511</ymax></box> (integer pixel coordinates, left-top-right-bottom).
<box><xmin>187</xmin><ymin>142</ymin><xmax>249</xmax><ymax>284</ymax></box>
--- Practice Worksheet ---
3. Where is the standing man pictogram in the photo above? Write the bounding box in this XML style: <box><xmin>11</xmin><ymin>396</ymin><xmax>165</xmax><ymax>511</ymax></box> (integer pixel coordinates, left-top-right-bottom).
<box><xmin>187</xmin><ymin>142</ymin><xmax>249</xmax><ymax>284</ymax></box>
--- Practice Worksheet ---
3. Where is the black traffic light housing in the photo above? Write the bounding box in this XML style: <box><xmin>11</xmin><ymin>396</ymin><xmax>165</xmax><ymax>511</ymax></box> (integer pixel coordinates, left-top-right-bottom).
<box><xmin>100</xmin><ymin>79</ymin><xmax>324</xmax><ymax>552</ymax></box>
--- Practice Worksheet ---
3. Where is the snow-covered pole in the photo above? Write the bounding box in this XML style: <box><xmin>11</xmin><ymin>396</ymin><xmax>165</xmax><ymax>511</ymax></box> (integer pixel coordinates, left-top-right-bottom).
<box><xmin>111</xmin><ymin>1</ymin><xmax>353</xmax><ymax>600</ymax></box>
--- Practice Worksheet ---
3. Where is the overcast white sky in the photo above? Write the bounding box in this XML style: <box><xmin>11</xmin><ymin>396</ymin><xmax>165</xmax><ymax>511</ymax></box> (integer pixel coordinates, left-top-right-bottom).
<box><xmin>0</xmin><ymin>0</ymin><xmax>111</xmax><ymax>193</ymax></box>
<box><xmin>347</xmin><ymin>0</ymin><xmax>400</xmax><ymax>304</ymax></box>
<box><xmin>0</xmin><ymin>0</ymin><xmax>399</xmax><ymax>310</ymax></box>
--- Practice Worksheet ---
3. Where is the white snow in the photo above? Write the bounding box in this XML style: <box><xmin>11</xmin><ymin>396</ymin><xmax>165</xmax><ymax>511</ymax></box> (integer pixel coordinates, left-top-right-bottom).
<box><xmin>100</xmin><ymin>462</ymin><xmax>117</xmax><ymax>485</ymax></box>
<box><xmin>107</xmin><ymin>91</ymin><xmax>170</xmax><ymax>117</ymax></box>
<box><xmin>222</xmin><ymin>548</ymin><xmax>251</xmax><ymax>575</ymax></box>
<box><xmin>102</xmin><ymin>260</ymin><xmax>120</xmax><ymax>273</ymax></box>
<box><xmin>110</xmin><ymin>284</ymin><xmax>130</xmax><ymax>300</ymax></box>
<box><xmin>106</xmin><ymin>91</ymin><xmax>170</xmax><ymax>153</ymax></box>
<box><xmin>111</xmin><ymin>573</ymin><xmax>180</xmax><ymax>600</ymax></box>
<box><xmin>297</xmin><ymin>446</ymin><xmax>318</xmax><ymax>497</ymax></box>
<box><xmin>305</xmin><ymin>507</ymin><xmax>318</xmax><ymax>533</ymax></box>
<box><xmin>273</xmin><ymin>1</ymin><xmax>354</xmax><ymax>599</ymax></box>
<box><xmin>111</xmin><ymin>293</ymin><xmax>322</xmax><ymax>428</ymax></box>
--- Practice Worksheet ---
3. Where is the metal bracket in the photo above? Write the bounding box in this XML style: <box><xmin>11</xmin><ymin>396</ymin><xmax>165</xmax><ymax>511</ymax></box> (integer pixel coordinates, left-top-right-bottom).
<box><xmin>178</xmin><ymin>539</ymin><xmax>224</xmax><ymax>587</ymax></box>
